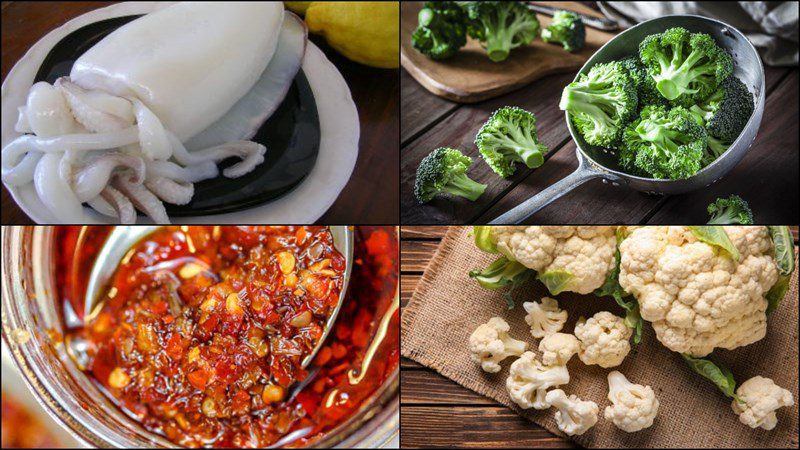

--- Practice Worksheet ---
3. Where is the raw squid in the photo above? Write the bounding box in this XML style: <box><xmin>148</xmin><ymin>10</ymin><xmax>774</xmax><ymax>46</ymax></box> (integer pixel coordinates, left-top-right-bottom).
<box><xmin>1</xmin><ymin>2</ymin><xmax>308</xmax><ymax>223</ymax></box>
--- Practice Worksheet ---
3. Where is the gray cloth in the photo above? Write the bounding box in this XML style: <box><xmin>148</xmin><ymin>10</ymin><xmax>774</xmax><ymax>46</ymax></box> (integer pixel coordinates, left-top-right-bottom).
<box><xmin>601</xmin><ymin>1</ymin><xmax>798</xmax><ymax>66</ymax></box>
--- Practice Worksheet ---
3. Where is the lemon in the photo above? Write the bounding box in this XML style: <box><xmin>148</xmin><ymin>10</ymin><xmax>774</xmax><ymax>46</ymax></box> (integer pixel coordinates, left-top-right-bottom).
<box><xmin>284</xmin><ymin>2</ymin><xmax>313</xmax><ymax>16</ymax></box>
<box><xmin>305</xmin><ymin>1</ymin><xmax>399</xmax><ymax>69</ymax></box>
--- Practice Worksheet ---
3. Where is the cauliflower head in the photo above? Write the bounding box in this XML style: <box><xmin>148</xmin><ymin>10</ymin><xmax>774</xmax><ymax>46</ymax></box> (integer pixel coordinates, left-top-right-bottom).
<box><xmin>731</xmin><ymin>376</ymin><xmax>794</xmax><ymax>430</ymax></box>
<box><xmin>604</xmin><ymin>371</ymin><xmax>659</xmax><ymax>432</ymax></box>
<box><xmin>539</xmin><ymin>332</ymin><xmax>580</xmax><ymax>366</ymax></box>
<box><xmin>574</xmin><ymin>311</ymin><xmax>632</xmax><ymax>368</ymax></box>
<box><xmin>491</xmin><ymin>226</ymin><xmax>617</xmax><ymax>294</ymax></box>
<box><xmin>546</xmin><ymin>389</ymin><xmax>599</xmax><ymax>436</ymax></box>
<box><xmin>619</xmin><ymin>226</ymin><xmax>780</xmax><ymax>357</ymax></box>
<box><xmin>523</xmin><ymin>297</ymin><xmax>567</xmax><ymax>338</ymax></box>
<box><xmin>469</xmin><ymin>317</ymin><xmax>528</xmax><ymax>373</ymax></box>
<box><xmin>506</xmin><ymin>352</ymin><xmax>570</xmax><ymax>410</ymax></box>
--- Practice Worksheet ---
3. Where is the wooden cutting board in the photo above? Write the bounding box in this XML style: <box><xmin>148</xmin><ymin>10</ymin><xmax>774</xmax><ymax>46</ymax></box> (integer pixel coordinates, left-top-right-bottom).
<box><xmin>400</xmin><ymin>1</ymin><xmax>610</xmax><ymax>103</ymax></box>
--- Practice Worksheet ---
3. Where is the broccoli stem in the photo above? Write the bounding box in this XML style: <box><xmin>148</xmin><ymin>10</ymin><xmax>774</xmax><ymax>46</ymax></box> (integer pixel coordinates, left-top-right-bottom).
<box><xmin>444</xmin><ymin>173</ymin><xmax>487</xmax><ymax>201</ymax></box>
<box><xmin>481</xmin><ymin>7</ymin><xmax>534</xmax><ymax>62</ymax></box>
<box><xmin>490</xmin><ymin>132</ymin><xmax>544</xmax><ymax>168</ymax></box>
<box><xmin>485</xmin><ymin>31</ymin><xmax>512</xmax><ymax>62</ymax></box>
<box><xmin>482</xmin><ymin>7</ymin><xmax>512</xmax><ymax>62</ymax></box>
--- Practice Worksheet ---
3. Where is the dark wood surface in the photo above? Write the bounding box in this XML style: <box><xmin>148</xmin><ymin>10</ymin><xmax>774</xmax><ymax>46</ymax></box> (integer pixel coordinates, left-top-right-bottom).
<box><xmin>400</xmin><ymin>226</ymin><xmax>577</xmax><ymax>449</ymax></box>
<box><xmin>400</xmin><ymin>32</ymin><xmax>800</xmax><ymax>225</ymax></box>
<box><xmin>1</xmin><ymin>2</ymin><xmax>398</xmax><ymax>224</ymax></box>
<box><xmin>399</xmin><ymin>225</ymin><xmax>799</xmax><ymax>448</ymax></box>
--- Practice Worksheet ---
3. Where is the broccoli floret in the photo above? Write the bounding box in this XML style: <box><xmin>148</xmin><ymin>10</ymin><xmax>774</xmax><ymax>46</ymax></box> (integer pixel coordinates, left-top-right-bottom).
<box><xmin>618</xmin><ymin>56</ymin><xmax>668</xmax><ymax>111</ymax></box>
<box><xmin>414</xmin><ymin>147</ymin><xmax>486</xmax><ymax>203</ymax></box>
<box><xmin>475</xmin><ymin>106</ymin><xmax>548</xmax><ymax>178</ymax></box>
<box><xmin>559</xmin><ymin>61</ymin><xmax>638</xmax><ymax>148</ymax></box>
<box><xmin>620</xmin><ymin>105</ymin><xmax>708</xmax><ymax>180</ymax></box>
<box><xmin>541</xmin><ymin>10</ymin><xmax>585</xmax><ymax>53</ymax></box>
<box><xmin>639</xmin><ymin>27</ymin><xmax>732</xmax><ymax>106</ymax></box>
<box><xmin>411</xmin><ymin>2</ymin><xmax>469</xmax><ymax>60</ymax></box>
<box><xmin>687</xmin><ymin>76</ymin><xmax>754</xmax><ymax>166</ymax></box>
<box><xmin>690</xmin><ymin>76</ymin><xmax>754</xmax><ymax>142</ymax></box>
<box><xmin>460</xmin><ymin>1</ymin><xmax>540</xmax><ymax>62</ymax></box>
<box><xmin>701</xmin><ymin>135</ymin><xmax>731</xmax><ymax>166</ymax></box>
<box><xmin>707</xmin><ymin>195</ymin><xmax>753</xmax><ymax>224</ymax></box>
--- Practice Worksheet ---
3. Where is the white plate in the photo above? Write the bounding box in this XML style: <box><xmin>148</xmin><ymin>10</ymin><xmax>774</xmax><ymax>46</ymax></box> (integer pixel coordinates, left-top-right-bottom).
<box><xmin>1</xmin><ymin>1</ymin><xmax>360</xmax><ymax>223</ymax></box>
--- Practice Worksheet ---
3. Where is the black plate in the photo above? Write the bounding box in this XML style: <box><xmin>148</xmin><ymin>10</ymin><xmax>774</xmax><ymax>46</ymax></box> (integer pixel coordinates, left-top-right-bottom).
<box><xmin>34</xmin><ymin>14</ymin><xmax>320</xmax><ymax>216</ymax></box>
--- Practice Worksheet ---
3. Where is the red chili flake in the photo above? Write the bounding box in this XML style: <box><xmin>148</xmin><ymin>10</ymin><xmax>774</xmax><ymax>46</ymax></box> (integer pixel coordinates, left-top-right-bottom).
<box><xmin>315</xmin><ymin>346</ymin><xmax>332</xmax><ymax>366</ymax></box>
<box><xmin>330</xmin><ymin>342</ymin><xmax>347</xmax><ymax>359</ymax></box>
<box><xmin>186</xmin><ymin>369</ymin><xmax>209</xmax><ymax>390</ymax></box>
<box><xmin>165</xmin><ymin>333</ymin><xmax>184</xmax><ymax>359</ymax></box>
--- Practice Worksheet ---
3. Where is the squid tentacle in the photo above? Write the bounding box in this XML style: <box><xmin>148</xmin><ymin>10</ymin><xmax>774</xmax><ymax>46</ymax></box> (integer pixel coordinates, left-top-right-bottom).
<box><xmin>56</xmin><ymin>78</ymin><xmax>135</xmax><ymax>133</ymax></box>
<box><xmin>131</xmin><ymin>99</ymin><xmax>172</xmax><ymax>161</ymax></box>
<box><xmin>146</xmin><ymin>160</ymin><xmax>219</xmax><ymax>183</ymax></box>
<box><xmin>145</xmin><ymin>176</ymin><xmax>194</xmax><ymax>206</ymax></box>
<box><xmin>113</xmin><ymin>175</ymin><xmax>170</xmax><ymax>224</ymax></box>
<box><xmin>170</xmin><ymin>133</ymin><xmax>266</xmax><ymax>178</ymax></box>
<box><xmin>33</xmin><ymin>153</ymin><xmax>85</xmax><ymax>222</ymax></box>
<box><xmin>91</xmin><ymin>186</ymin><xmax>137</xmax><ymax>224</ymax></box>
<box><xmin>1</xmin><ymin>137</ymin><xmax>42</xmax><ymax>186</ymax></box>
<box><xmin>16</xmin><ymin>81</ymin><xmax>80</xmax><ymax>136</ymax></box>
<box><xmin>73</xmin><ymin>153</ymin><xmax>146</xmax><ymax>202</ymax></box>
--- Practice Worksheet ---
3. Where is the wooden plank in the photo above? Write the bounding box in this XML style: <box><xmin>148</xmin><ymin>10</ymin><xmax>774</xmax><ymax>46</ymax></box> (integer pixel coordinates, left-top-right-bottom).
<box><xmin>401</xmin><ymin>357</ymin><xmax>424</xmax><ymax>369</ymax></box>
<box><xmin>400</xmin><ymin>69</ymin><xmax>460</xmax><ymax>147</ymax></box>
<box><xmin>400</xmin><ymin>370</ymin><xmax>496</xmax><ymax>405</ymax></box>
<box><xmin>400</xmin><ymin>274</ymin><xmax>420</xmax><ymax>307</ymax></box>
<box><xmin>400</xmin><ymin>226</ymin><xmax>450</xmax><ymax>240</ymax></box>
<box><xmin>401</xmin><ymin>69</ymin><xmax>460</xmax><ymax>146</ymax></box>
<box><xmin>400</xmin><ymin>406</ymin><xmax>575</xmax><ymax>449</ymax></box>
<box><xmin>401</xmin><ymin>240</ymin><xmax>441</xmax><ymax>272</ymax></box>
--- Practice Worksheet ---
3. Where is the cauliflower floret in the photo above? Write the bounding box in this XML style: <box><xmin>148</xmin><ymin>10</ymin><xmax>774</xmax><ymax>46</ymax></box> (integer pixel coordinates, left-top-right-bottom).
<box><xmin>574</xmin><ymin>311</ymin><xmax>632</xmax><ymax>368</ymax></box>
<box><xmin>604</xmin><ymin>371</ymin><xmax>659</xmax><ymax>432</ymax></box>
<box><xmin>731</xmin><ymin>376</ymin><xmax>794</xmax><ymax>430</ymax></box>
<box><xmin>538</xmin><ymin>333</ymin><xmax>579</xmax><ymax>366</ymax></box>
<box><xmin>491</xmin><ymin>226</ymin><xmax>617</xmax><ymax>294</ymax></box>
<box><xmin>546</xmin><ymin>389</ymin><xmax>599</xmax><ymax>436</ymax></box>
<box><xmin>523</xmin><ymin>297</ymin><xmax>567</xmax><ymax>338</ymax></box>
<box><xmin>506</xmin><ymin>352</ymin><xmax>570</xmax><ymax>410</ymax></box>
<box><xmin>469</xmin><ymin>317</ymin><xmax>528</xmax><ymax>373</ymax></box>
<box><xmin>619</xmin><ymin>226</ymin><xmax>779</xmax><ymax>357</ymax></box>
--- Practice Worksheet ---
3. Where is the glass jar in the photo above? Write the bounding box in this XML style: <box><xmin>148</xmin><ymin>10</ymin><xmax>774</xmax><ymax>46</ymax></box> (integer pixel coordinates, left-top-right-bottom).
<box><xmin>0</xmin><ymin>226</ymin><xmax>398</xmax><ymax>448</ymax></box>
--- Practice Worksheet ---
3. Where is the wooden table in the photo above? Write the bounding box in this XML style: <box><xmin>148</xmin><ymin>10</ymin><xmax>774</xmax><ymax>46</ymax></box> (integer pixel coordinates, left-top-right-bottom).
<box><xmin>400</xmin><ymin>225</ymin><xmax>798</xmax><ymax>448</ymax></box>
<box><xmin>400</xmin><ymin>226</ymin><xmax>577</xmax><ymax>448</ymax></box>
<box><xmin>400</xmin><ymin>39</ymin><xmax>800</xmax><ymax>225</ymax></box>
<box><xmin>1</xmin><ymin>2</ymin><xmax>398</xmax><ymax>224</ymax></box>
